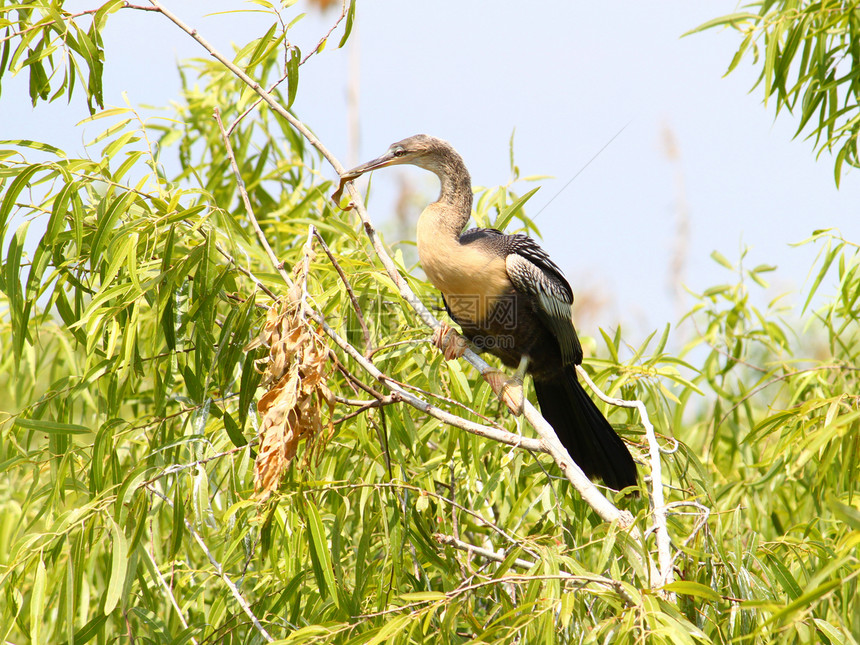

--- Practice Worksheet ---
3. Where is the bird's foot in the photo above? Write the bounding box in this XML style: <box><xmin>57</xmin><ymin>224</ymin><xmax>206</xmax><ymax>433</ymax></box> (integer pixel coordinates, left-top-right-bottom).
<box><xmin>484</xmin><ymin>369</ymin><xmax>525</xmax><ymax>416</ymax></box>
<box><xmin>432</xmin><ymin>323</ymin><xmax>468</xmax><ymax>361</ymax></box>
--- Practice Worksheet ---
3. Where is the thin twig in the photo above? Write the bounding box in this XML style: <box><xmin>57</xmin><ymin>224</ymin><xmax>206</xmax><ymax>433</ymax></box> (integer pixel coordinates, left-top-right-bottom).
<box><xmin>434</xmin><ymin>533</ymin><xmax>635</xmax><ymax>606</ymax></box>
<box><xmin>212</xmin><ymin>106</ymin><xmax>293</xmax><ymax>290</ymax></box>
<box><xmin>321</xmin><ymin>481</ymin><xmax>538</xmax><ymax>558</ymax></box>
<box><xmin>329</xmin><ymin>351</ymin><xmax>386</xmax><ymax>400</ymax></box>
<box><xmin>145</xmin><ymin>485</ymin><xmax>274</xmax><ymax>642</ymax></box>
<box><xmin>448</xmin><ymin>461</ymin><xmax>469</xmax><ymax>580</ymax></box>
<box><xmin>313</xmin><ymin>229</ymin><xmax>373</xmax><ymax>356</ymax></box>
<box><xmin>358</xmin><ymin>572</ymin><xmax>632</xmax><ymax>620</ymax></box>
<box><xmin>367</xmin><ymin>338</ymin><xmax>424</xmax><ymax>358</ymax></box>
<box><xmin>381</xmin><ymin>372</ymin><xmax>513</xmax><ymax>433</ymax></box>
<box><xmin>300</xmin><ymin>0</ymin><xmax>349</xmax><ymax>65</ymax></box>
<box><xmin>314</xmin><ymin>310</ymin><xmax>547</xmax><ymax>453</ymax></box>
<box><xmin>142</xmin><ymin>443</ymin><xmax>252</xmax><ymax>486</ymax></box>
<box><xmin>224</xmin><ymin>0</ymin><xmax>349</xmax><ymax>135</ymax></box>
<box><xmin>300</xmin><ymin>224</ymin><xmax>315</xmax><ymax>319</ymax></box>
<box><xmin>716</xmin><ymin>363</ymin><xmax>860</xmax><ymax>430</ymax></box>
<box><xmin>332</xmin><ymin>395</ymin><xmax>396</xmax><ymax>425</ymax></box>
<box><xmin>214</xmin><ymin>242</ymin><xmax>279</xmax><ymax>300</ymax></box>
<box><xmin>141</xmin><ymin>543</ymin><xmax>200</xmax><ymax>645</ymax></box>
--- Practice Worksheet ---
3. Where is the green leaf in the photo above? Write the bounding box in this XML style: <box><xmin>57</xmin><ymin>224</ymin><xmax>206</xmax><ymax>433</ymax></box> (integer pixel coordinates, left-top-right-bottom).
<box><xmin>14</xmin><ymin>418</ymin><xmax>90</xmax><ymax>435</ymax></box>
<box><xmin>682</xmin><ymin>12</ymin><xmax>759</xmax><ymax>37</ymax></box>
<box><xmin>58</xmin><ymin>614</ymin><xmax>108</xmax><ymax>645</ymax></box>
<box><xmin>764</xmin><ymin>577</ymin><xmax>842</xmax><ymax>627</ymax></box>
<box><xmin>223</xmin><ymin>412</ymin><xmax>248</xmax><ymax>448</ymax></box>
<box><xmin>286</xmin><ymin>45</ymin><xmax>300</xmax><ymax>108</ymax></box>
<box><xmin>90</xmin><ymin>189</ymin><xmax>138</xmax><ymax>269</ymax></box>
<box><xmin>710</xmin><ymin>250</ymin><xmax>734</xmax><ymax>271</ymax></box>
<box><xmin>339</xmin><ymin>0</ymin><xmax>356</xmax><ymax>48</ymax></box>
<box><xmin>803</xmin><ymin>242</ymin><xmax>840</xmax><ymax>313</ymax></box>
<box><xmin>0</xmin><ymin>139</ymin><xmax>67</xmax><ymax>156</ymax></box>
<box><xmin>493</xmin><ymin>186</ymin><xmax>540</xmax><ymax>231</ymax></box>
<box><xmin>661</xmin><ymin>580</ymin><xmax>721</xmax><ymax>601</ymax></box>
<box><xmin>30</xmin><ymin>559</ymin><xmax>47</xmax><ymax>644</ymax></box>
<box><xmin>170</xmin><ymin>483</ymin><xmax>184</xmax><ymax>557</ymax></box>
<box><xmin>828</xmin><ymin>494</ymin><xmax>860</xmax><ymax>531</ymax></box>
<box><xmin>304</xmin><ymin>498</ymin><xmax>340</xmax><ymax>609</ymax></box>
<box><xmin>104</xmin><ymin>519</ymin><xmax>127</xmax><ymax>615</ymax></box>
<box><xmin>0</xmin><ymin>163</ymin><xmax>44</xmax><ymax>238</ymax></box>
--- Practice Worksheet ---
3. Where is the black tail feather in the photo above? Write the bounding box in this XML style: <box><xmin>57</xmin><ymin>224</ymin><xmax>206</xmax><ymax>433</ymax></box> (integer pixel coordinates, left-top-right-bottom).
<box><xmin>533</xmin><ymin>367</ymin><xmax>637</xmax><ymax>491</ymax></box>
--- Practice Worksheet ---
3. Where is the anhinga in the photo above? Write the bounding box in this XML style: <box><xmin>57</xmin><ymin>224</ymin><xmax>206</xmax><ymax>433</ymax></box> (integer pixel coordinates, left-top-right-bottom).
<box><xmin>340</xmin><ymin>135</ymin><xmax>637</xmax><ymax>491</ymax></box>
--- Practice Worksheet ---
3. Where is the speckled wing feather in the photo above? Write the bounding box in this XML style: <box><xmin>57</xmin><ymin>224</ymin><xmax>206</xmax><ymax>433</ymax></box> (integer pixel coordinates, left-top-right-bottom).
<box><xmin>502</xmin><ymin>234</ymin><xmax>583</xmax><ymax>366</ymax></box>
<box><xmin>458</xmin><ymin>228</ymin><xmax>584</xmax><ymax>364</ymax></box>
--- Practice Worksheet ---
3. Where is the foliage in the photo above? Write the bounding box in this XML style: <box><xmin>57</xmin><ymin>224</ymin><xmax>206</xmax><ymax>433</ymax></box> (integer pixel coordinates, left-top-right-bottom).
<box><xmin>0</xmin><ymin>1</ymin><xmax>858</xmax><ymax>643</ymax></box>
<box><xmin>688</xmin><ymin>0</ymin><xmax>860</xmax><ymax>186</ymax></box>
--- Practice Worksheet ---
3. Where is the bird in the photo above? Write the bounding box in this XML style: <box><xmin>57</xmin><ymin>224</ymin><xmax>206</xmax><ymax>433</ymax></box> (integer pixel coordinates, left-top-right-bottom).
<box><xmin>339</xmin><ymin>134</ymin><xmax>637</xmax><ymax>491</ymax></box>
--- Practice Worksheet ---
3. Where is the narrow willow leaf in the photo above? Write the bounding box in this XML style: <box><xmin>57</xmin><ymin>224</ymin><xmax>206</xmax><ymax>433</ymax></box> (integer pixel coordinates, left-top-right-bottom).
<box><xmin>812</xmin><ymin>618</ymin><xmax>849</xmax><ymax>644</ymax></box>
<box><xmin>90</xmin><ymin>190</ymin><xmax>137</xmax><ymax>269</ymax></box>
<box><xmin>104</xmin><ymin>519</ymin><xmax>127</xmax><ymax>615</ymax></box>
<box><xmin>102</xmin><ymin>131</ymin><xmax>141</xmax><ymax>160</ymax></box>
<box><xmin>494</xmin><ymin>186</ymin><xmax>540</xmax><ymax>231</ymax></box>
<box><xmin>247</xmin><ymin>22</ymin><xmax>283</xmax><ymax>70</ymax></box>
<box><xmin>114</xmin><ymin>460</ymin><xmax>150</xmax><ymax>522</ymax></box>
<box><xmin>764</xmin><ymin>578</ymin><xmax>842</xmax><ymax>627</ymax></box>
<box><xmin>0</xmin><ymin>163</ymin><xmax>43</xmax><ymax>236</ymax></box>
<box><xmin>286</xmin><ymin>45</ymin><xmax>300</xmax><ymax>108</ymax></box>
<box><xmin>84</xmin><ymin>117</ymin><xmax>132</xmax><ymax>147</ymax></box>
<box><xmin>238</xmin><ymin>351</ymin><xmax>260</xmax><ymax>430</ymax></box>
<box><xmin>14</xmin><ymin>418</ymin><xmax>90</xmax><ymax>435</ymax></box>
<box><xmin>30</xmin><ymin>559</ymin><xmax>47</xmax><ymax>644</ymax></box>
<box><xmin>599</xmin><ymin>327</ymin><xmax>620</xmax><ymax>363</ymax></box>
<box><xmin>0</xmin><ymin>139</ymin><xmax>67</xmax><ymax>156</ymax></box>
<box><xmin>305</xmin><ymin>498</ymin><xmax>340</xmax><ymax>609</ymax></box>
<box><xmin>364</xmin><ymin>615</ymin><xmax>412</xmax><ymax>645</ymax></box>
<box><xmin>94</xmin><ymin>0</ymin><xmax>125</xmax><ymax>28</ymax></box>
<box><xmin>681</xmin><ymin>11</ymin><xmax>759</xmax><ymax>38</ymax></box>
<box><xmin>765</xmin><ymin>553</ymin><xmax>803</xmax><ymax>600</ymax></box>
<box><xmin>710</xmin><ymin>250</ymin><xmax>734</xmax><ymax>271</ymax></box>
<box><xmin>803</xmin><ymin>242</ymin><xmax>839</xmax><ymax>313</ymax></box>
<box><xmin>171</xmin><ymin>482</ymin><xmax>184</xmax><ymax>557</ymax></box>
<box><xmin>338</xmin><ymin>0</ymin><xmax>356</xmax><ymax>48</ymax></box>
<box><xmin>223</xmin><ymin>412</ymin><xmax>247</xmax><ymax>448</ymax></box>
<box><xmin>828</xmin><ymin>494</ymin><xmax>860</xmax><ymax>530</ymax></box>
<box><xmin>59</xmin><ymin>614</ymin><xmax>109</xmax><ymax>645</ymax></box>
<box><xmin>662</xmin><ymin>580</ymin><xmax>721</xmax><ymax>601</ymax></box>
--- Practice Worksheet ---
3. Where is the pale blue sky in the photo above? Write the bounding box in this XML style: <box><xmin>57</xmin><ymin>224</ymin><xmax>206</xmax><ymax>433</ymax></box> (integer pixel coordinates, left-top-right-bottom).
<box><xmin>8</xmin><ymin>1</ymin><xmax>859</xmax><ymax>340</ymax></box>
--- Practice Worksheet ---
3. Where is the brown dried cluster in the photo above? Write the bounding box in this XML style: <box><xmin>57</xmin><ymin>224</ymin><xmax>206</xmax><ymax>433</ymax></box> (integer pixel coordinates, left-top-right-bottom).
<box><xmin>248</xmin><ymin>290</ymin><xmax>334</xmax><ymax>500</ymax></box>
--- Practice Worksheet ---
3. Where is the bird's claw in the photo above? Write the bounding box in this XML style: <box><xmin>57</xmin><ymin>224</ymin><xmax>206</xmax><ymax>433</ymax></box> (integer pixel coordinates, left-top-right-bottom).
<box><xmin>484</xmin><ymin>369</ymin><xmax>525</xmax><ymax>416</ymax></box>
<box><xmin>432</xmin><ymin>323</ymin><xmax>468</xmax><ymax>361</ymax></box>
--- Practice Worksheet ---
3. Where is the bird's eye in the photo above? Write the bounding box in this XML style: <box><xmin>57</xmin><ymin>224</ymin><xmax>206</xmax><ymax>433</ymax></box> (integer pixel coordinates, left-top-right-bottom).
<box><xmin>393</xmin><ymin>149</ymin><xmax>405</xmax><ymax>157</ymax></box>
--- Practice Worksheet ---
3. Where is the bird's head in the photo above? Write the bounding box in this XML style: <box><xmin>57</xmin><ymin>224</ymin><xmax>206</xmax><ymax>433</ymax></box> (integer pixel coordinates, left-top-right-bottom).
<box><xmin>340</xmin><ymin>134</ymin><xmax>454</xmax><ymax>180</ymax></box>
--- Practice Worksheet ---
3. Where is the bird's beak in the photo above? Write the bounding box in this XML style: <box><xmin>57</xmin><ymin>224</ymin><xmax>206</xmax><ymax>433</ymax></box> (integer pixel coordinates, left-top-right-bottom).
<box><xmin>340</xmin><ymin>152</ymin><xmax>398</xmax><ymax>181</ymax></box>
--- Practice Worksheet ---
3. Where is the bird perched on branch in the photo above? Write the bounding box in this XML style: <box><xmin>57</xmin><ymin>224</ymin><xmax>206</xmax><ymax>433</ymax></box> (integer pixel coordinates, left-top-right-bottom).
<box><xmin>339</xmin><ymin>134</ymin><xmax>637</xmax><ymax>491</ymax></box>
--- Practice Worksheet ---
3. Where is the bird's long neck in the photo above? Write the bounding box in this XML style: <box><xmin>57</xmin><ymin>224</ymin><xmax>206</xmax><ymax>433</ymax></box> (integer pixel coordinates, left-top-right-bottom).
<box><xmin>425</xmin><ymin>152</ymin><xmax>473</xmax><ymax>238</ymax></box>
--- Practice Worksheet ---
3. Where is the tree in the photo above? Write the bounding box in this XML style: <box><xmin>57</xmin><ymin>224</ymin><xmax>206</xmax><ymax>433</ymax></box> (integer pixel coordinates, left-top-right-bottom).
<box><xmin>1</xmin><ymin>1</ymin><xmax>858</xmax><ymax>643</ymax></box>
<box><xmin>690</xmin><ymin>0</ymin><xmax>860</xmax><ymax>185</ymax></box>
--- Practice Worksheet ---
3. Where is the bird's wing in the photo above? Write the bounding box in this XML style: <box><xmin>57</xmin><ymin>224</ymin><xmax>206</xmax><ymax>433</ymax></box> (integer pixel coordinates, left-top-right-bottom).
<box><xmin>503</xmin><ymin>235</ymin><xmax>583</xmax><ymax>365</ymax></box>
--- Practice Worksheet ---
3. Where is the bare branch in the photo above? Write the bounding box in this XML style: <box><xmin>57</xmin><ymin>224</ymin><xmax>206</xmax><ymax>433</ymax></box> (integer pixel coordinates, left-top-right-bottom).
<box><xmin>576</xmin><ymin>365</ymin><xmax>672</xmax><ymax>588</ymax></box>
